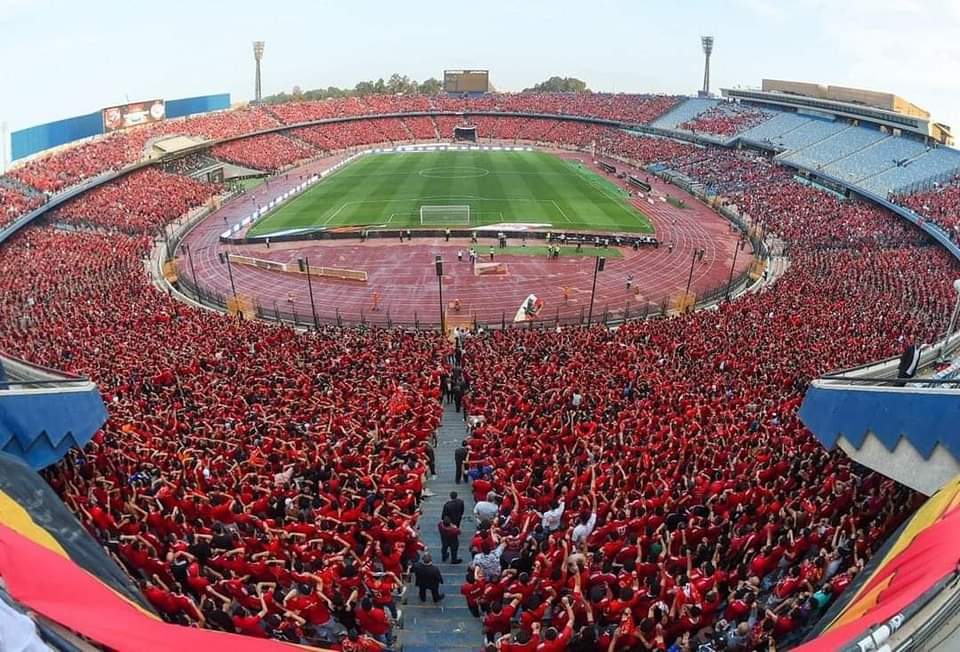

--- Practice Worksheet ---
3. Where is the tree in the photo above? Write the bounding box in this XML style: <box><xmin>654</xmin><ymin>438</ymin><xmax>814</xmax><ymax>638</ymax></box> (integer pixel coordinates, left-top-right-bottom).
<box><xmin>524</xmin><ymin>76</ymin><xmax>590</xmax><ymax>93</ymax></box>
<box><xmin>354</xmin><ymin>81</ymin><xmax>375</xmax><ymax>96</ymax></box>
<box><xmin>387</xmin><ymin>73</ymin><xmax>416</xmax><ymax>94</ymax></box>
<box><xmin>418</xmin><ymin>78</ymin><xmax>443</xmax><ymax>95</ymax></box>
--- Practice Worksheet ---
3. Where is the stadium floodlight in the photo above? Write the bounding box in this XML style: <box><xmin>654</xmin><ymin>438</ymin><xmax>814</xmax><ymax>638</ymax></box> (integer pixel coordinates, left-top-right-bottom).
<box><xmin>420</xmin><ymin>205</ymin><xmax>471</xmax><ymax>226</ymax></box>
<box><xmin>253</xmin><ymin>41</ymin><xmax>265</xmax><ymax>103</ymax></box>
<box><xmin>701</xmin><ymin>36</ymin><xmax>714</xmax><ymax>96</ymax></box>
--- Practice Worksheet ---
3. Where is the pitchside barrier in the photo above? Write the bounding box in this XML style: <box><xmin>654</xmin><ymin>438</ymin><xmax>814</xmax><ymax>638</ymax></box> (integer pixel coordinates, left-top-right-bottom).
<box><xmin>226</xmin><ymin>294</ymin><xmax>256</xmax><ymax>320</ymax></box>
<box><xmin>226</xmin><ymin>253</ymin><xmax>368</xmax><ymax>282</ymax></box>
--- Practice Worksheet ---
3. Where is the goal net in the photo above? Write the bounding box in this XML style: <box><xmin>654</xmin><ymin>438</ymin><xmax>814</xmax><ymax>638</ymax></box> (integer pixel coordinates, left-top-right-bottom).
<box><xmin>420</xmin><ymin>205</ymin><xmax>471</xmax><ymax>226</ymax></box>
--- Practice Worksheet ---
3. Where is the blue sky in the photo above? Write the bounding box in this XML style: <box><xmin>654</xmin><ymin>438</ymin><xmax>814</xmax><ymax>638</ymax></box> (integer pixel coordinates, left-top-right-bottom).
<box><xmin>0</xmin><ymin>0</ymin><xmax>958</xmax><ymax>132</ymax></box>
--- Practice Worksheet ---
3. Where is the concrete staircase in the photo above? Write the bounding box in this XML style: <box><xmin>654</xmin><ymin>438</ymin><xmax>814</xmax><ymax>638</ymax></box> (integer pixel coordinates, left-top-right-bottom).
<box><xmin>401</xmin><ymin>402</ymin><xmax>483</xmax><ymax>651</ymax></box>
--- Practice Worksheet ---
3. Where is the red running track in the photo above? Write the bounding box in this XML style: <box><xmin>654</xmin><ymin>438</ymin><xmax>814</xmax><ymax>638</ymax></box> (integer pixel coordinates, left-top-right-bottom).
<box><xmin>179</xmin><ymin>147</ymin><xmax>752</xmax><ymax>327</ymax></box>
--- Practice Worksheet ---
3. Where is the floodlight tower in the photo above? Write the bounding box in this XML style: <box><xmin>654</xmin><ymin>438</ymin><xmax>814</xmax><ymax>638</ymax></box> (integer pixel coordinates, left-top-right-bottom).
<box><xmin>701</xmin><ymin>36</ymin><xmax>714</xmax><ymax>97</ymax></box>
<box><xmin>253</xmin><ymin>41</ymin><xmax>265</xmax><ymax>103</ymax></box>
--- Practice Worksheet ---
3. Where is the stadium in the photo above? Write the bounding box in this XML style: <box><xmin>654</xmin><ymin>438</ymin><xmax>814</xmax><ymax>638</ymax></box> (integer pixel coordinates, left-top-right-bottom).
<box><xmin>2</xmin><ymin>9</ymin><xmax>960</xmax><ymax>652</ymax></box>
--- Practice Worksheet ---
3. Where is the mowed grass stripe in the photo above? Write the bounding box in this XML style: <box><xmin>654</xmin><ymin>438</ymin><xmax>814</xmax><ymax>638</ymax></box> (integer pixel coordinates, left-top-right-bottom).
<box><xmin>248</xmin><ymin>151</ymin><xmax>653</xmax><ymax>236</ymax></box>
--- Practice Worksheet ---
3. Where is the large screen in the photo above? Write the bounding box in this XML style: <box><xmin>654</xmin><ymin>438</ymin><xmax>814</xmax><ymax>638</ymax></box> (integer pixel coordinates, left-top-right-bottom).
<box><xmin>444</xmin><ymin>70</ymin><xmax>489</xmax><ymax>93</ymax></box>
<box><xmin>102</xmin><ymin>99</ymin><xmax>166</xmax><ymax>132</ymax></box>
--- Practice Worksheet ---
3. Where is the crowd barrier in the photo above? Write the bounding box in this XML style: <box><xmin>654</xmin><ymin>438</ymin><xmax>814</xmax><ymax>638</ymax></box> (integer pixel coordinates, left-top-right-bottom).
<box><xmin>226</xmin><ymin>252</ymin><xmax>368</xmax><ymax>282</ymax></box>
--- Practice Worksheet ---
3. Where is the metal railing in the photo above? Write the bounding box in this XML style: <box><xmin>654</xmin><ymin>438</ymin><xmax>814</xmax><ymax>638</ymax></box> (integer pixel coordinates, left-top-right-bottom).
<box><xmin>173</xmin><ymin>252</ymin><xmax>756</xmax><ymax>332</ymax></box>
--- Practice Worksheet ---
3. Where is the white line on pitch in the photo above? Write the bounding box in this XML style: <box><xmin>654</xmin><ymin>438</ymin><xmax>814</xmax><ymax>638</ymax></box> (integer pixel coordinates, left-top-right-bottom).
<box><xmin>551</xmin><ymin>200</ymin><xmax>574</xmax><ymax>223</ymax></box>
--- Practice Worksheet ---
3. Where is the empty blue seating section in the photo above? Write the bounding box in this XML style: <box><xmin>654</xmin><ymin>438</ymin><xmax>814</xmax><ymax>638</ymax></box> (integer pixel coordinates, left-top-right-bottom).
<box><xmin>860</xmin><ymin>148</ymin><xmax>960</xmax><ymax>196</ymax></box>
<box><xmin>822</xmin><ymin>137</ymin><xmax>928</xmax><ymax>183</ymax></box>
<box><xmin>653</xmin><ymin>99</ymin><xmax>960</xmax><ymax>205</ymax></box>
<box><xmin>737</xmin><ymin>112</ymin><xmax>812</xmax><ymax>145</ymax></box>
<box><xmin>784</xmin><ymin>126</ymin><xmax>886</xmax><ymax>169</ymax></box>
<box><xmin>649</xmin><ymin>98</ymin><xmax>718</xmax><ymax>129</ymax></box>
<box><xmin>773</xmin><ymin>119</ymin><xmax>847</xmax><ymax>152</ymax></box>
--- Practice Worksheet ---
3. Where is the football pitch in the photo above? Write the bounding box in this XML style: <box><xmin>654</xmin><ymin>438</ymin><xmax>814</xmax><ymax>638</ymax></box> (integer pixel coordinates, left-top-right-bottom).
<box><xmin>248</xmin><ymin>150</ymin><xmax>654</xmax><ymax>237</ymax></box>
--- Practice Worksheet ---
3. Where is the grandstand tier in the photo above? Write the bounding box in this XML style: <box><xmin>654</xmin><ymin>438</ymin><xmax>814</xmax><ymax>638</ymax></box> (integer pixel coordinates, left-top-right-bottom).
<box><xmin>1</xmin><ymin>89</ymin><xmax>960</xmax><ymax>652</ymax></box>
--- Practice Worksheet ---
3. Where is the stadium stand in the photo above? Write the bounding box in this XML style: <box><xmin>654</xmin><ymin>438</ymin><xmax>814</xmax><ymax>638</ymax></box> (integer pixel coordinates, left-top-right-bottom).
<box><xmin>782</xmin><ymin>126</ymin><xmax>887</xmax><ymax>170</ymax></box>
<box><xmin>401</xmin><ymin>116</ymin><xmax>439</xmax><ymax>141</ymax></box>
<box><xmin>0</xmin><ymin>183</ymin><xmax>45</xmax><ymax>230</ymax></box>
<box><xmin>736</xmin><ymin>111</ymin><xmax>814</xmax><ymax>147</ymax></box>
<box><xmin>770</xmin><ymin>118</ymin><xmax>848</xmax><ymax>153</ymax></box>
<box><xmin>9</xmin><ymin>133</ymin><xmax>135</xmax><ymax>193</ymax></box>
<box><xmin>456</xmin><ymin>145</ymin><xmax>955</xmax><ymax>651</ymax></box>
<box><xmin>678</xmin><ymin>104</ymin><xmax>772</xmax><ymax>137</ymax></box>
<box><xmin>516</xmin><ymin>118</ymin><xmax>561</xmax><ymax>142</ymax></box>
<box><xmin>0</xmin><ymin>219</ymin><xmax>447</xmax><ymax>646</ymax></box>
<box><xmin>820</xmin><ymin>136</ymin><xmax>928</xmax><ymax>184</ymax></box>
<box><xmin>895</xmin><ymin>177</ymin><xmax>960</xmax><ymax>240</ymax></box>
<box><xmin>860</xmin><ymin>147</ymin><xmax>960</xmax><ymax>197</ymax></box>
<box><xmin>211</xmin><ymin>133</ymin><xmax>318</xmax><ymax>172</ymax></box>
<box><xmin>3</xmin><ymin>94</ymin><xmax>960</xmax><ymax>649</ymax></box>
<box><xmin>162</xmin><ymin>152</ymin><xmax>222</xmax><ymax>176</ymax></box>
<box><xmin>267</xmin><ymin>97</ymin><xmax>372</xmax><ymax>124</ymax></box>
<box><xmin>649</xmin><ymin>98</ymin><xmax>720</xmax><ymax>130</ymax></box>
<box><xmin>435</xmin><ymin>115</ymin><xmax>461</xmax><ymax>139</ymax></box>
<box><xmin>52</xmin><ymin>168</ymin><xmax>221</xmax><ymax>234</ymax></box>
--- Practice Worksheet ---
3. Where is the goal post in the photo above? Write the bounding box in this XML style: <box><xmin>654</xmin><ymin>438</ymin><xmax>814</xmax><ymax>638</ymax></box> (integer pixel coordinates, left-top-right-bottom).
<box><xmin>420</xmin><ymin>205</ymin><xmax>471</xmax><ymax>226</ymax></box>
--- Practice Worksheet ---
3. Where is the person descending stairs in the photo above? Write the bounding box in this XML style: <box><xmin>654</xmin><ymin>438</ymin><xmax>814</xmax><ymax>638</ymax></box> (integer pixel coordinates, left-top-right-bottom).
<box><xmin>401</xmin><ymin>402</ymin><xmax>484</xmax><ymax>651</ymax></box>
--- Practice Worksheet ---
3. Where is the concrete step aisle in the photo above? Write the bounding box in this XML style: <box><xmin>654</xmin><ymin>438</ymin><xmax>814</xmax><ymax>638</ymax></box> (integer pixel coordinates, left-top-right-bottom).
<box><xmin>403</xmin><ymin>402</ymin><xmax>482</xmax><ymax>651</ymax></box>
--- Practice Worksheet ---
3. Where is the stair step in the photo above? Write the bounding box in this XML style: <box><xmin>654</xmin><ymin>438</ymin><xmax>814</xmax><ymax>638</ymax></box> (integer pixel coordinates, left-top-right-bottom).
<box><xmin>400</xmin><ymin>629</ymin><xmax>479</xmax><ymax>647</ymax></box>
<box><xmin>403</xmin><ymin>403</ymin><xmax>484</xmax><ymax>650</ymax></box>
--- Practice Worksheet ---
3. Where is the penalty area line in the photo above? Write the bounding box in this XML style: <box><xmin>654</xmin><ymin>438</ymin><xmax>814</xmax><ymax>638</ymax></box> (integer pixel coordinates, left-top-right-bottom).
<box><xmin>551</xmin><ymin>200</ymin><xmax>574</xmax><ymax>224</ymax></box>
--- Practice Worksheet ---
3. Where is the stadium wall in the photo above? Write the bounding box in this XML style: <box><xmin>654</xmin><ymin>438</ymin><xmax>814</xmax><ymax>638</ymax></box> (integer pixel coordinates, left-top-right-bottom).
<box><xmin>9</xmin><ymin>93</ymin><xmax>231</xmax><ymax>161</ymax></box>
<box><xmin>10</xmin><ymin>111</ymin><xmax>103</xmax><ymax>161</ymax></box>
<box><xmin>166</xmin><ymin>93</ymin><xmax>230</xmax><ymax>119</ymax></box>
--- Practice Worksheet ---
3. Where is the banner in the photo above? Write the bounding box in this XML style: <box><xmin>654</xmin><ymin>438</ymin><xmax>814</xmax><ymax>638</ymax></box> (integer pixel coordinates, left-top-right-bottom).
<box><xmin>102</xmin><ymin>99</ymin><xmax>165</xmax><ymax>132</ymax></box>
<box><xmin>514</xmin><ymin>294</ymin><xmax>544</xmax><ymax>322</ymax></box>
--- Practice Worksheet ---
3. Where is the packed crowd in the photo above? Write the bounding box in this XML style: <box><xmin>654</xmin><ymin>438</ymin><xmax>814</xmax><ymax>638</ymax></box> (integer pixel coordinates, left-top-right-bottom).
<box><xmin>52</xmin><ymin>168</ymin><xmax>221</xmax><ymax>235</ymax></box>
<box><xmin>658</xmin><ymin>148</ymin><xmax>929</xmax><ymax>248</ymax></box>
<box><xmin>162</xmin><ymin>153</ymin><xmax>222</xmax><ymax>176</ymax></box>
<box><xmin>292</xmin><ymin>119</ymin><xmax>410</xmax><ymax>151</ymax></box>
<box><xmin>2</xmin><ymin>107</ymin><xmax>958</xmax><ymax>651</ymax></box>
<box><xmin>0</xmin><ymin>93</ymin><xmax>684</xmax><ymax>203</ymax></box>
<box><xmin>451</xmin><ymin>156</ymin><xmax>956</xmax><ymax>650</ymax></box>
<box><xmin>0</xmin><ymin>223</ymin><xmax>447</xmax><ymax>648</ymax></box>
<box><xmin>678</xmin><ymin>106</ymin><xmax>772</xmax><ymax>137</ymax></box>
<box><xmin>265</xmin><ymin>94</ymin><xmax>681</xmax><ymax>127</ymax></box>
<box><xmin>0</xmin><ymin>184</ymin><xmax>45</xmax><ymax>231</ymax></box>
<box><xmin>894</xmin><ymin>178</ymin><xmax>960</xmax><ymax>242</ymax></box>
<box><xmin>9</xmin><ymin>133</ymin><xmax>135</xmax><ymax>194</ymax></box>
<box><xmin>210</xmin><ymin>134</ymin><xmax>319</xmax><ymax>172</ymax></box>
<box><xmin>403</xmin><ymin>117</ymin><xmax>440</xmax><ymax>140</ymax></box>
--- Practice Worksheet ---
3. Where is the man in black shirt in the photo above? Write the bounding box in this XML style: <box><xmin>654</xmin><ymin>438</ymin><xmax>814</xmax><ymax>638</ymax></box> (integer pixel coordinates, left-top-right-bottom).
<box><xmin>454</xmin><ymin>441</ymin><xmax>468</xmax><ymax>484</ymax></box>
<box><xmin>438</xmin><ymin>516</ymin><xmax>462</xmax><ymax>564</ymax></box>
<box><xmin>412</xmin><ymin>553</ymin><xmax>444</xmax><ymax>602</ymax></box>
<box><xmin>442</xmin><ymin>491</ymin><xmax>465</xmax><ymax>527</ymax></box>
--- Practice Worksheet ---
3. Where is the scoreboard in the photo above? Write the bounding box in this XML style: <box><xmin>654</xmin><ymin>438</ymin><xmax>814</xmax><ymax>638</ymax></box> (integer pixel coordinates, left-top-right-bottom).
<box><xmin>102</xmin><ymin>99</ymin><xmax>165</xmax><ymax>132</ymax></box>
<box><xmin>444</xmin><ymin>70</ymin><xmax>490</xmax><ymax>93</ymax></box>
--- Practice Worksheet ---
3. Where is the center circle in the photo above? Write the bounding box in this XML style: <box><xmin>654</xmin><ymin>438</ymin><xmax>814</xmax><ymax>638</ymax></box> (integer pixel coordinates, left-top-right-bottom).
<box><xmin>418</xmin><ymin>166</ymin><xmax>490</xmax><ymax>179</ymax></box>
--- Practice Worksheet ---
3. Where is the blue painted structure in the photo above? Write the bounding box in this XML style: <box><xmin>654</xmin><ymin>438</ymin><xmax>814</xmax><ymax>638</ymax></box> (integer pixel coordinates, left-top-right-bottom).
<box><xmin>11</xmin><ymin>112</ymin><xmax>103</xmax><ymax>161</ymax></box>
<box><xmin>0</xmin><ymin>383</ymin><xmax>108</xmax><ymax>470</ymax></box>
<box><xmin>166</xmin><ymin>93</ymin><xmax>230</xmax><ymax>119</ymax></box>
<box><xmin>799</xmin><ymin>385</ymin><xmax>960</xmax><ymax>460</ymax></box>
<box><xmin>9</xmin><ymin>93</ymin><xmax>231</xmax><ymax>161</ymax></box>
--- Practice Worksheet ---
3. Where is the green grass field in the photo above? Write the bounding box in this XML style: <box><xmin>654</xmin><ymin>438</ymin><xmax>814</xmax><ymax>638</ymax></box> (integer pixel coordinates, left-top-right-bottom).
<box><xmin>248</xmin><ymin>150</ymin><xmax>653</xmax><ymax>237</ymax></box>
